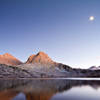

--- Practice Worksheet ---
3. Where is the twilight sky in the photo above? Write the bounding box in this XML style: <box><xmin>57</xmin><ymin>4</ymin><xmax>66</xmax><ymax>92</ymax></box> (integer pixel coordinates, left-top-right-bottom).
<box><xmin>0</xmin><ymin>0</ymin><xmax>100</xmax><ymax>68</ymax></box>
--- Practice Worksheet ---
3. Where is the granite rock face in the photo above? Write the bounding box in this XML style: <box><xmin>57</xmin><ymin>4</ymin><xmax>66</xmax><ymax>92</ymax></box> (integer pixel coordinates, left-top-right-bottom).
<box><xmin>0</xmin><ymin>53</ymin><xmax>22</xmax><ymax>66</ymax></box>
<box><xmin>18</xmin><ymin>52</ymin><xmax>73</xmax><ymax>77</ymax></box>
<box><xmin>26</xmin><ymin>51</ymin><xmax>56</xmax><ymax>66</ymax></box>
<box><xmin>0</xmin><ymin>52</ymin><xmax>100</xmax><ymax>78</ymax></box>
<box><xmin>0</xmin><ymin>64</ymin><xmax>32</xmax><ymax>78</ymax></box>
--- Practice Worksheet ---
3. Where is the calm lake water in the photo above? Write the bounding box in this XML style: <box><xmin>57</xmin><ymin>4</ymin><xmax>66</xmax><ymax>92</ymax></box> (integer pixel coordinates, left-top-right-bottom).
<box><xmin>0</xmin><ymin>78</ymin><xmax>100</xmax><ymax>100</ymax></box>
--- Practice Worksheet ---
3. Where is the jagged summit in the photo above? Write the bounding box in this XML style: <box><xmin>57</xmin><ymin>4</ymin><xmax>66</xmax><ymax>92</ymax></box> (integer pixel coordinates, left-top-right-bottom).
<box><xmin>26</xmin><ymin>51</ymin><xmax>54</xmax><ymax>65</ymax></box>
<box><xmin>3</xmin><ymin>53</ymin><xmax>11</xmax><ymax>56</ymax></box>
<box><xmin>1</xmin><ymin>53</ymin><xmax>15</xmax><ymax>58</ymax></box>
<box><xmin>0</xmin><ymin>53</ymin><xmax>22</xmax><ymax>66</ymax></box>
<box><xmin>37</xmin><ymin>51</ymin><xmax>49</xmax><ymax>56</ymax></box>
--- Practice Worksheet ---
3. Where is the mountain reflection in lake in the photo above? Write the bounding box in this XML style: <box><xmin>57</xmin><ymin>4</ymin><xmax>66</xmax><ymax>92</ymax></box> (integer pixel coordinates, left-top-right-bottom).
<box><xmin>0</xmin><ymin>79</ymin><xmax>100</xmax><ymax>100</ymax></box>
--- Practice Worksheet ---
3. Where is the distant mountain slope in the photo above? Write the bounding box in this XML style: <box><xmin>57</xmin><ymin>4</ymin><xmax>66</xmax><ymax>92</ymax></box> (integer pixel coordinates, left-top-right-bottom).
<box><xmin>89</xmin><ymin>66</ymin><xmax>100</xmax><ymax>70</ymax></box>
<box><xmin>0</xmin><ymin>53</ymin><xmax>22</xmax><ymax>66</ymax></box>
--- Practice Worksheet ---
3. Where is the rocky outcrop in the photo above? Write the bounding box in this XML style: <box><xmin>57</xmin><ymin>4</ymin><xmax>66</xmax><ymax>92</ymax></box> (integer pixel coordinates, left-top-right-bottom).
<box><xmin>16</xmin><ymin>51</ymin><xmax>74</xmax><ymax>78</ymax></box>
<box><xmin>0</xmin><ymin>53</ymin><xmax>22</xmax><ymax>66</ymax></box>
<box><xmin>0</xmin><ymin>64</ymin><xmax>33</xmax><ymax>78</ymax></box>
<box><xmin>26</xmin><ymin>51</ymin><xmax>55</xmax><ymax>66</ymax></box>
<box><xmin>26</xmin><ymin>54</ymin><xmax>35</xmax><ymax>64</ymax></box>
<box><xmin>0</xmin><ymin>52</ymin><xmax>74</xmax><ymax>78</ymax></box>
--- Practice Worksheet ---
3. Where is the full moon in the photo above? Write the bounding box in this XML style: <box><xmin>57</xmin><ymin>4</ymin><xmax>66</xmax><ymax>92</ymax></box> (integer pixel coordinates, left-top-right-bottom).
<box><xmin>89</xmin><ymin>16</ymin><xmax>95</xmax><ymax>21</ymax></box>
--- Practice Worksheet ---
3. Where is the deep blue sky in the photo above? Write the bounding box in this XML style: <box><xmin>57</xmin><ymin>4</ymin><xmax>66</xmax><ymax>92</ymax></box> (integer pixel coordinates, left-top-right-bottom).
<box><xmin>0</xmin><ymin>0</ymin><xmax>100</xmax><ymax>68</ymax></box>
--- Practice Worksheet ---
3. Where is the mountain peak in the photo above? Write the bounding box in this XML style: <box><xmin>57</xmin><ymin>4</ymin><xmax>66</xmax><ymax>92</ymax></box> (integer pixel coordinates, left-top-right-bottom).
<box><xmin>26</xmin><ymin>51</ymin><xmax>54</xmax><ymax>65</ymax></box>
<box><xmin>4</xmin><ymin>53</ymin><xmax>10</xmax><ymax>55</ymax></box>
<box><xmin>3</xmin><ymin>53</ymin><xmax>14</xmax><ymax>57</ymax></box>
<box><xmin>0</xmin><ymin>53</ymin><xmax>22</xmax><ymax>66</ymax></box>
<box><xmin>37</xmin><ymin>51</ymin><xmax>47</xmax><ymax>55</ymax></box>
<box><xmin>37</xmin><ymin>51</ymin><xmax>50</xmax><ymax>58</ymax></box>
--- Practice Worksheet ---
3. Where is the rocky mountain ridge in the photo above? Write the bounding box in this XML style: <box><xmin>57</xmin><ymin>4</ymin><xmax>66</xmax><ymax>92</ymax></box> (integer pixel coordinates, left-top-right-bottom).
<box><xmin>0</xmin><ymin>51</ymin><xmax>100</xmax><ymax>78</ymax></box>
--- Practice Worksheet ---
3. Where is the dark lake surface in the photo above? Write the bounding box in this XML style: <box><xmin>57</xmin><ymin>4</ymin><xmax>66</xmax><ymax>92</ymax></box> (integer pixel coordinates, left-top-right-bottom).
<box><xmin>0</xmin><ymin>78</ymin><xmax>100</xmax><ymax>100</ymax></box>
